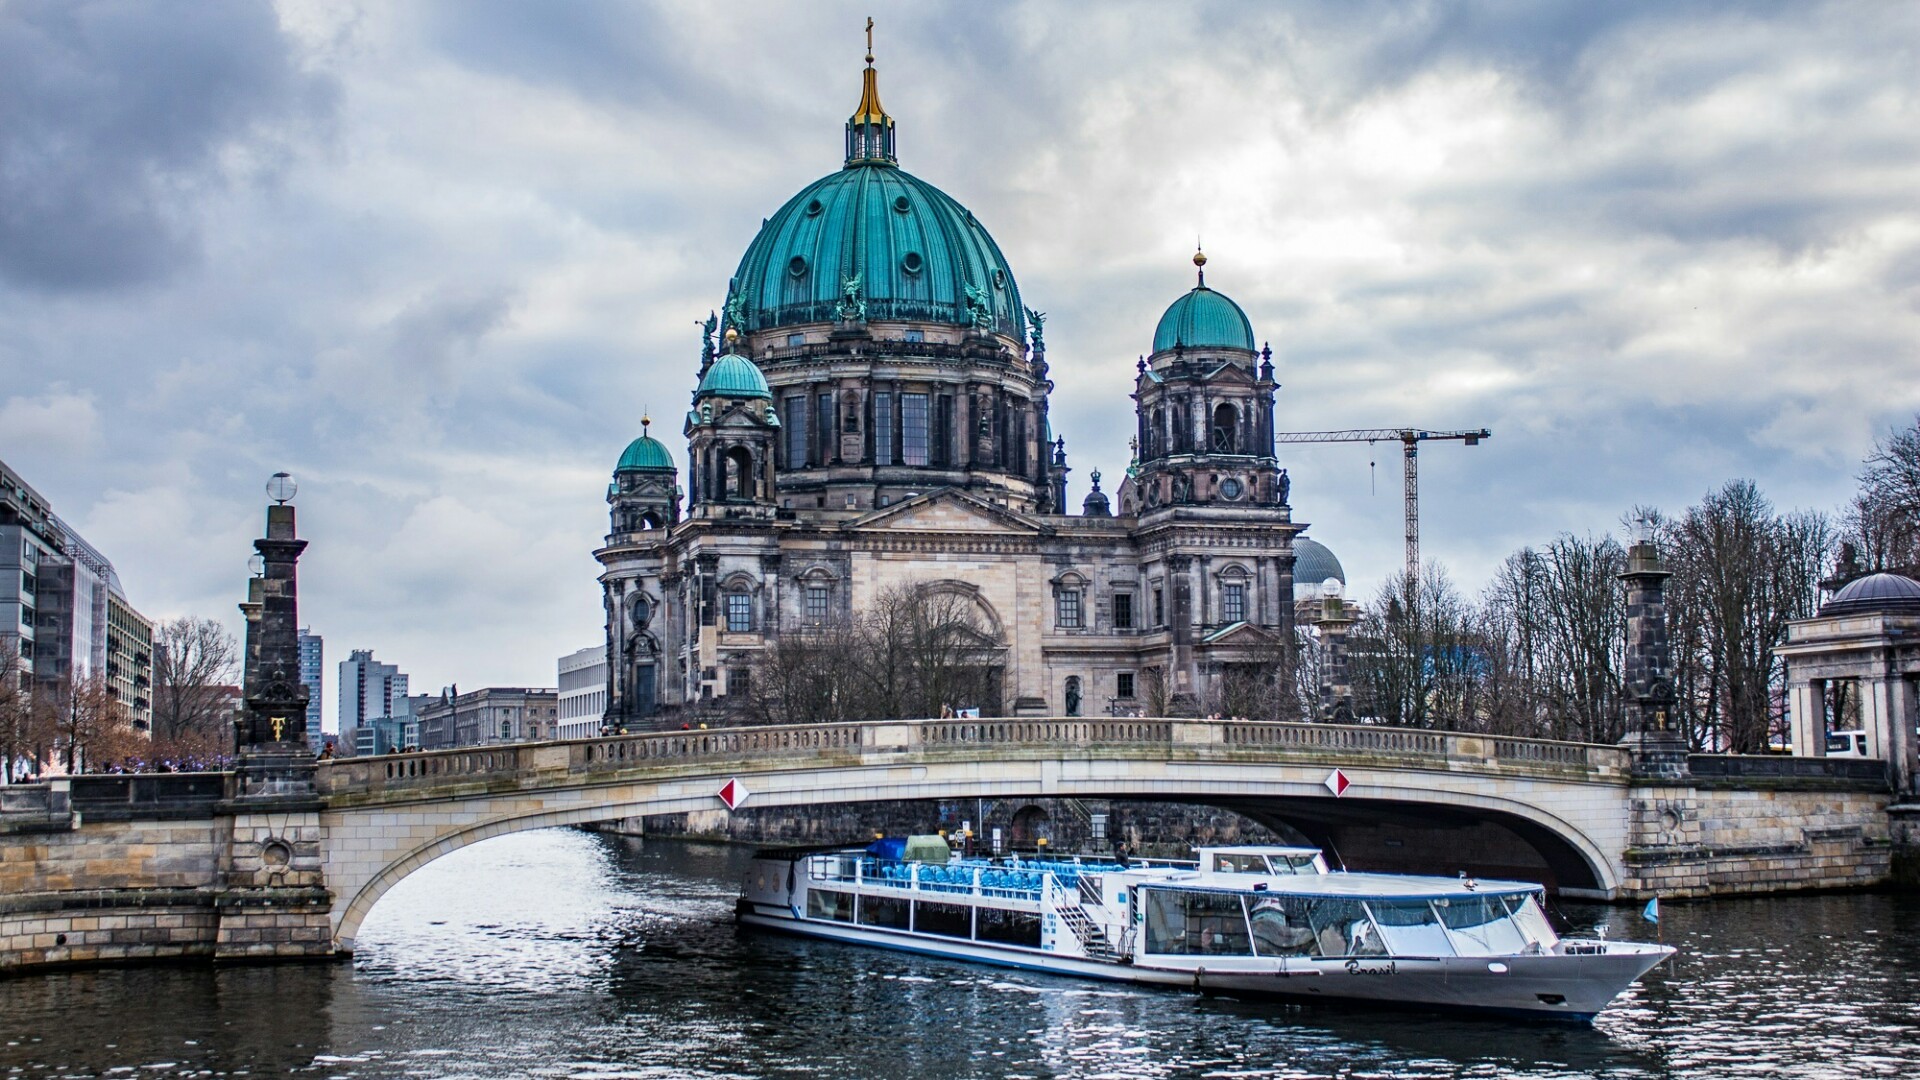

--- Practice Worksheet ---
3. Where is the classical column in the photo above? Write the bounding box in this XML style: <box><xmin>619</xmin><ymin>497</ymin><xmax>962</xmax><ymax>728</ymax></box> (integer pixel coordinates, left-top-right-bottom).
<box><xmin>1788</xmin><ymin>679</ymin><xmax>1826</xmax><ymax>759</ymax></box>
<box><xmin>1617</xmin><ymin>517</ymin><xmax>1688</xmax><ymax>779</ymax></box>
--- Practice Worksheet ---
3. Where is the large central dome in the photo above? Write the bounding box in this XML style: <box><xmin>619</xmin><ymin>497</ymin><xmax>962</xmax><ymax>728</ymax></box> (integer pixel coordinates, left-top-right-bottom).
<box><xmin>725</xmin><ymin>59</ymin><xmax>1025</xmax><ymax>341</ymax></box>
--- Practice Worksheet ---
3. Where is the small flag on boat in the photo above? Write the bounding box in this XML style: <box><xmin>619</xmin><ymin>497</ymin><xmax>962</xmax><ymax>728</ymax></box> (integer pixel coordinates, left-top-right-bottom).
<box><xmin>1642</xmin><ymin>897</ymin><xmax>1660</xmax><ymax>924</ymax></box>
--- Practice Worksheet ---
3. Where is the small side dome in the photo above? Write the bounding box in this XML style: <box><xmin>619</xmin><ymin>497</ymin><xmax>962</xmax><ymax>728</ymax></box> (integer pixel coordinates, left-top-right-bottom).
<box><xmin>695</xmin><ymin>353</ymin><xmax>773</xmax><ymax>401</ymax></box>
<box><xmin>1293</xmin><ymin>537</ymin><xmax>1346</xmax><ymax>601</ymax></box>
<box><xmin>1153</xmin><ymin>285</ymin><xmax>1255</xmax><ymax>353</ymax></box>
<box><xmin>1081</xmin><ymin>468</ymin><xmax>1111</xmax><ymax>518</ymax></box>
<box><xmin>1819</xmin><ymin>572</ymin><xmax>1920</xmax><ymax>616</ymax></box>
<box><xmin>616</xmin><ymin>433</ymin><xmax>676</xmax><ymax>473</ymax></box>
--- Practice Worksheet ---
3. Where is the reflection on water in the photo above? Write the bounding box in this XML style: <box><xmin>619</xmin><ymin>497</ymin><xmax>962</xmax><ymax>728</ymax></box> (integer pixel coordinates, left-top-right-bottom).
<box><xmin>2</xmin><ymin>828</ymin><xmax>1917</xmax><ymax>1078</ymax></box>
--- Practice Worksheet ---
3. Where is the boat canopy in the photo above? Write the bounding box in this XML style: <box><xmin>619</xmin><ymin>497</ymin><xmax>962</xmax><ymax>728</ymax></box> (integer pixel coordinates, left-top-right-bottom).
<box><xmin>903</xmin><ymin>835</ymin><xmax>952</xmax><ymax>865</ymax></box>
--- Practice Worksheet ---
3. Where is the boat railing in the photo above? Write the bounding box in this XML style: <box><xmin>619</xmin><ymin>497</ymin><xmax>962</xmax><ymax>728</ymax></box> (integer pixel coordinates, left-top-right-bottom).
<box><xmin>812</xmin><ymin>855</ymin><xmax>1062</xmax><ymax>902</ymax></box>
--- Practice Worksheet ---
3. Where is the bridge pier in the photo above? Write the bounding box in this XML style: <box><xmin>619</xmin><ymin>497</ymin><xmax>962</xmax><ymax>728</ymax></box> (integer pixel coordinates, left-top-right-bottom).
<box><xmin>212</xmin><ymin>810</ymin><xmax>336</xmax><ymax>963</ymax></box>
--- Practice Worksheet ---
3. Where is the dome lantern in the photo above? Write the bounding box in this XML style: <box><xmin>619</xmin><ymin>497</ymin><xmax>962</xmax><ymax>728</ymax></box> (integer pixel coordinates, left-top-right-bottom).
<box><xmin>846</xmin><ymin>18</ymin><xmax>896</xmax><ymax>166</ymax></box>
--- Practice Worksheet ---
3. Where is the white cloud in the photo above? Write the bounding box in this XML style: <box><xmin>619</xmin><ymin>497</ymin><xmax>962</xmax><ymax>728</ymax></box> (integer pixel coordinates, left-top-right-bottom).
<box><xmin>3</xmin><ymin>0</ymin><xmax>1918</xmax><ymax>704</ymax></box>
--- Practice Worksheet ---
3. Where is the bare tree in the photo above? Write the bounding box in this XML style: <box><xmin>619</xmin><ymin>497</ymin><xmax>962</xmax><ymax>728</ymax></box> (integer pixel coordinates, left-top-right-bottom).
<box><xmin>1846</xmin><ymin>415</ymin><xmax>1920</xmax><ymax>572</ymax></box>
<box><xmin>151</xmin><ymin>617</ymin><xmax>240</xmax><ymax>758</ymax></box>
<box><xmin>44</xmin><ymin>672</ymin><xmax>142</xmax><ymax>774</ymax></box>
<box><xmin>862</xmin><ymin>582</ymin><xmax>1004</xmax><ymax>719</ymax></box>
<box><xmin>1479</xmin><ymin>535</ymin><xmax>1627</xmax><ymax>743</ymax></box>
<box><xmin>736</xmin><ymin>615</ymin><xmax>870</xmax><ymax>726</ymax></box>
<box><xmin>1663</xmin><ymin>482</ymin><xmax>1831</xmax><ymax>752</ymax></box>
<box><xmin>0</xmin><ymin>637</ymin><xmax>49</xmax><ymax>783</ymax></box>
<box><xmin>1350</xmin><ymin>564</ymin><xmax>1481</xmax><ymax>729</ymax></box>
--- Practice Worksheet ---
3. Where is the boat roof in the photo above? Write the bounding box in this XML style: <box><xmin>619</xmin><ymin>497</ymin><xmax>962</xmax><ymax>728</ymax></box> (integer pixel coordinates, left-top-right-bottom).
<box><xmin>1128</xmin><ymin>868</ymin><xmax>1542</xmax><ymax>901</ymax></box>
<box><xmin>1196</xmin><ymin>845</ymin><xmax>1323</xmax><ymax>856</ymax></box>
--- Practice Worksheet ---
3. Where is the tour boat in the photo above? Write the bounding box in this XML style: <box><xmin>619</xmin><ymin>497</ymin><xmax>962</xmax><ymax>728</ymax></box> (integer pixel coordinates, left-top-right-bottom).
<box><xmin>737</xmin><ymin>840</ymin><xmax>1674</xmax><ymax>1021</ymax></box>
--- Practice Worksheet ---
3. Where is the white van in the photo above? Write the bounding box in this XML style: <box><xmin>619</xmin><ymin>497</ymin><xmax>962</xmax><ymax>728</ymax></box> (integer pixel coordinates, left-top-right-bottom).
<box><xmin>1825</xmin><ymin>730</ymin><xmax>1869</xmax><ymax>757</ymax></box>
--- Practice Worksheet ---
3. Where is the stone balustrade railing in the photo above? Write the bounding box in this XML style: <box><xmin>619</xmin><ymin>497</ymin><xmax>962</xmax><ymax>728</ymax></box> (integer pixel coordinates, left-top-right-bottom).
<box><xmin>315</xmin><ymin>718</ymin><xmax>1628</xmax><ymax>799</ymax></box>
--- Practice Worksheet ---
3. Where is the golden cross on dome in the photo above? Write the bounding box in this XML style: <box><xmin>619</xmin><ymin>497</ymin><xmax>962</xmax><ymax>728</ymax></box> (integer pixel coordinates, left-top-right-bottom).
<box><xmin>866</xmin><ymin>16</ymin><xmax>874</xmax><ymax>64</ymax></box>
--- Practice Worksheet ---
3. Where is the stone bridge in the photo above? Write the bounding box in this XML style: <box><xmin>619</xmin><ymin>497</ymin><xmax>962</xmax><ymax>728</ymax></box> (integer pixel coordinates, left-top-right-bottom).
<box><xmin>1</xmin><ymin>718</ymin><xmax>1896</xmax><ymax>973</ymax></box>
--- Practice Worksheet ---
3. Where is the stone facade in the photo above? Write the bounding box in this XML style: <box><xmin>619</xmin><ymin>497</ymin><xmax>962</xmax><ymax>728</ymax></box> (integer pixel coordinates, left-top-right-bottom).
<box><xmin>596</xmin><ymin>62</ymin><xmax>1303</xmax><ymax>726</ymax></box>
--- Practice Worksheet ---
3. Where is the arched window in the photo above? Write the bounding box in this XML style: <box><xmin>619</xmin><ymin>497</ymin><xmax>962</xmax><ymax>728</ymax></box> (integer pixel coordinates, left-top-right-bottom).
<box><xmin>1064</xmin><ymin>676</ymin><xmax>1082</xmax><ymax>717</ymax></box>
<box><xmin>1212</xmin><ymin>403</ymin><xmax>1238</xmax><ymax>454</ymax></box>
<box><xmin>724</xmin><ymin>446</ymin><xmax>755</xmax><ymax>501</ymax></box>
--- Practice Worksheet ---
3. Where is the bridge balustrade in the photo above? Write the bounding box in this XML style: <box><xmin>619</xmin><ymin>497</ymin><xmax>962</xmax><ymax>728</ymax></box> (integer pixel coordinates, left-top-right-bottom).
<box><xmin>316</xmin><ymin>718</ymin><xmax>1627</xmax><ymax>799</ymax></box>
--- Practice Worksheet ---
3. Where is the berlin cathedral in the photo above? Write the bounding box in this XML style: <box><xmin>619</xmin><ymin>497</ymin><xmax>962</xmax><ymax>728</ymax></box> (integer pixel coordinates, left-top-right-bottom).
<box><xmin>596</xmin><ymin>45</ymin><xmax>1348</xmax><ymax>725</ymax></box>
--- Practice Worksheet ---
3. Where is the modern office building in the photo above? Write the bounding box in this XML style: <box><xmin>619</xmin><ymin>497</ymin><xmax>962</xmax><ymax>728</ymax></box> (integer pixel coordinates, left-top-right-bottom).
<box><xmin>0</xmin><ymin>458</ymin><xmax>60</xmax><ymax>681</ymax></box>
<box><xmin>297</xmin><ymin>628</ymin><xmax>324</xmax><ymax>735</ymax></box>
<box><xmin>104</xmin><ymin>590</ymin><xmax>153</xmax><ymax>731</ymax></box>
<box><xmin>2</xmin><ymin>459</ymin><xmax>155</xmax><ymax>733</ymax></box>
<box><xmin>557</xmin><ymin>646</ymin><xmax>608</xmax><ymax>739</ymax></box>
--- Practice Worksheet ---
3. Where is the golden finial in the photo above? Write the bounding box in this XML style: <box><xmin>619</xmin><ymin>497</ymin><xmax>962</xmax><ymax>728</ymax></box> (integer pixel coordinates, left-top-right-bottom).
<box><xmin>1193</xmin><ymin>245</ymin><xmax>1207</xmax><ymax>286</ymax></box>
<box><xmin>723</xmin><ymin>327</ymin><xmax>740</xmax><ymax>347</ymax></box>
<box><xmin>642</xmin><ymin>412</ymin><xmax>651</xmax><ymax>431</ymax></box>
<box><xmin>853</xmin><ymin>18</ymin><xmax>889</xmax><ymax>125</ymax></box>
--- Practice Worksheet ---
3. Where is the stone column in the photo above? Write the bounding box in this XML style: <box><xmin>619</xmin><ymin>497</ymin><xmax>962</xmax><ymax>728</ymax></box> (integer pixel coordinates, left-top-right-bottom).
<box><xmin>1616</xmin><ymin>524</ymin><xmax>1688</xmax><ymax>779</ymax></box>
<box><xmin>1789</xmin><ymin>679</ymin><xmax>1827</xmax><ymax>758</ymax></box>
<box><xmin>1873</xmin><ymin>672</ymin><xmax>1917</xmax><ymax>796</ymax></box>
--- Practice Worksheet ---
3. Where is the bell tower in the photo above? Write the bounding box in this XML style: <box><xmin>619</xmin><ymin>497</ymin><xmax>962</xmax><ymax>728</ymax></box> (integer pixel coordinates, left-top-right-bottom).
<box><xmin>1124</xmin><ymin>252</ymin><xmax>1283</xmax><ymax>513</ymax></box>
<box><xmin>686</xmin><ymin>331</ymin><xmax>779</xmax><ymax>515</ymax></box>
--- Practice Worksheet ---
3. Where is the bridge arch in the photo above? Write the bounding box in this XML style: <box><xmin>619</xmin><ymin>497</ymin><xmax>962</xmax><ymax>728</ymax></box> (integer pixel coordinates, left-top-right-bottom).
<box><xmin>323</xmin><ymin>722</ymin><xmax>1631</xmax><ymax>950</ymax></box>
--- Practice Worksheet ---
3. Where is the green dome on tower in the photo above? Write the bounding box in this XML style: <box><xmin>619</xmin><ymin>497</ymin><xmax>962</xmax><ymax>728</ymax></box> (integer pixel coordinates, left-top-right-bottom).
<box><xmin>1152</xmin><ymin>251</ymin><xmax>1255</xmax><ymax>353</ymax></box>
<box><xmin>616</xmin><ymin>426</ymin><xmax>676</xmax><ymax>473</ymax></box>
<box><xmin>722</xmin><ymin>53</ymin><xmax>1025</xmax><ymax>340</ymax></box>
<box><xmin>696</xmin><ymin>351</ymin><xmax>773</xmax><ymax>401</ymax></box>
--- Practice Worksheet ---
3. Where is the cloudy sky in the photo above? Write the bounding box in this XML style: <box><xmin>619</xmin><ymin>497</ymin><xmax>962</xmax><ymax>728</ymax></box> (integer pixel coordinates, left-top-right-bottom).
<box><xmin>3</xmin><ymin>1</ymin><xmax>1917</xmax><ymax>731</ymax></box>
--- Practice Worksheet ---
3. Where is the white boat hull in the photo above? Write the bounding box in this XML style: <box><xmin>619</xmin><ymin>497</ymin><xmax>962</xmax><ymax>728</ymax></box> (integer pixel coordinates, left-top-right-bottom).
<box><xmin>737</xmin><ymin>897</ymin><xmax>1669</xmax><ymax>1021</ymax></box>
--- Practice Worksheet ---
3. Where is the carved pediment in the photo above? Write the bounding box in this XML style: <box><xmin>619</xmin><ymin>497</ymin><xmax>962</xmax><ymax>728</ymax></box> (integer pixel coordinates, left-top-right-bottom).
<box><xmin>1199</xmin><ymin>621</ymin><xmax>1280</xmax><ymax>648</ymax></box>
<box><xmin>844</xmin><ymin>488</ymin><xmax>1050</xmax><ymax>536</ymax></box>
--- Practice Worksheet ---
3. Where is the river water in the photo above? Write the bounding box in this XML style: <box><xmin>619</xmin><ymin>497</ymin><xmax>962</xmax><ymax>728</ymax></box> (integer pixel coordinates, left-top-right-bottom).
<box><xmin>3</xmin><ymin>829</ymin><xmax>1917</xmax><ymax>1079</ymax></box>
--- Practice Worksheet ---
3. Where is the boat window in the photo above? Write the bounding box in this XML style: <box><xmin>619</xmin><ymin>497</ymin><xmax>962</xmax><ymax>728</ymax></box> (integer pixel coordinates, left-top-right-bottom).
<box><xmin>1504</xmin><ymin>894</ymin><xmax>1559</xmax><ymax>951</ymax></box>
<box><xmin>1212</xmin><ymin>853</ymin><xmax>1269</xmax><ymax>873</ymax></box>
<box><xmin>975</xmin><ymin>908</ymin><xmax>1041</xmax><ymax>948</ymax></box>
<box><xmin>1301</xmin><ymin>899</ymin><xmax>1387</xmax><ymax>958</ymax></box>
<box><xmin>1434</xmin><ymin>895</ymin><xmax>1530</xmax><ymax>955</ymax></box>
<box><xmin>859</xmin><ymin>895</ymin><xmax>910</xmax><ymax>930</ymax></box>
<box><xmin>807</xmin><ymin>890</ymin><xmax>854</xmax><ymax>923</ymax></box>
<box><xmin>1365</xmin><ymin>899</ymin><xmax>1456</xmax><ymax>957</ymax></box>
<box><xmin>1142</xmin><ymin>889</ymin><xmax>1252</xmax><ymax>956</ymax></box>
<box><xmin>1248</xmin><ymin>896</ymin><xmax>1321</xmax><ymax>957</ymax></box>
<box><xmin>915</xmin><ymin>901</ymin><xmax>972</xmax><ymax>939</ymax></box>
<box><xmin>1281</xmin><ymin>854</ymin><xmax>1321</xmax><ymax>875</ymax></box>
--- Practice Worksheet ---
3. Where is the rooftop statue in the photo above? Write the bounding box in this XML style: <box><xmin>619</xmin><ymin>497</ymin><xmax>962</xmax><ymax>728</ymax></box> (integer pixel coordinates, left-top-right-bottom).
<box><xmin>834</xmin><ymin>272</ymin><xmax>866</xmax><ymax>322</ymax></box>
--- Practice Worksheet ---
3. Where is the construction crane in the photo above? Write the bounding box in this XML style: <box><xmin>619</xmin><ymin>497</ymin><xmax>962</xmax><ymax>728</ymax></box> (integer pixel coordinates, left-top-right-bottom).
<box><xmin>1273</xmin><ymin>427</ymin><xmax>1491</xmax><ymax>582</ymax></box>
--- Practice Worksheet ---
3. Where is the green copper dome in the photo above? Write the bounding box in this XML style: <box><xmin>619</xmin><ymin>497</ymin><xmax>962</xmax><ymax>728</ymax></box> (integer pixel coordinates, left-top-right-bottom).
<box><xmin>1153</xmin><ymin>276</ymin><xmax>1255</xmax><ymax>353</ymax></box>
<box><xmin>616</xmin><ymin>433</ymin><xmax>675</xmax><ymax>473</ymax></box>
<box><xmin>696</xmin><ymin>353</ymin><xmax>773</xmax><ymax>400</ymax></box>
<box><xmin>725</xmin><ymin>61</ymin><xmax>1024</xmax><ymax>340</ymax></box>
<box><xmin>728</xmin><ymin>165</ymin><xmax>1025</xmax><ymax>339</ymax></box>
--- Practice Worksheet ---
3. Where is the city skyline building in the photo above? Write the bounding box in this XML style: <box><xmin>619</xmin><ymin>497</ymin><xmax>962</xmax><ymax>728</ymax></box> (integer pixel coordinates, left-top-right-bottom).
<box><xmin>339</xmin><ymin>648</ymin><xmax>409</xmax><ymax>755</ymax></box>
<box><xmin>298</xmin><ymin>628</ymin><xmax>324</xmax><ymax>735</ymax></box>
<box><xmin>557</xmin><ymin>645</ymin><xmax>608</xmax><ymax>739</ymax></box>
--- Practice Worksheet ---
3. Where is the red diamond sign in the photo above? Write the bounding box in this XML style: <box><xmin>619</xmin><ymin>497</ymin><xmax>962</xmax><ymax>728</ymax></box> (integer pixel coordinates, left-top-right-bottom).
<box><xmin>1324</xmin><ymin>769</ymin><xmax>1351</xmax><ymax>797</ymax></box>
<box><xmin>717</xmin><ymin>778</ymin><xmax>748</xmax><ymax>810</ymax></box>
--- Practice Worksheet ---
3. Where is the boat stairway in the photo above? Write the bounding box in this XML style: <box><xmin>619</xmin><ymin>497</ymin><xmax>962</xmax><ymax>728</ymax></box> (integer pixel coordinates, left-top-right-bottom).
<box><xmin>1056</xmin><ymin>903</ymin><xmax>1119</xmax><ymax>961</ymax></box>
